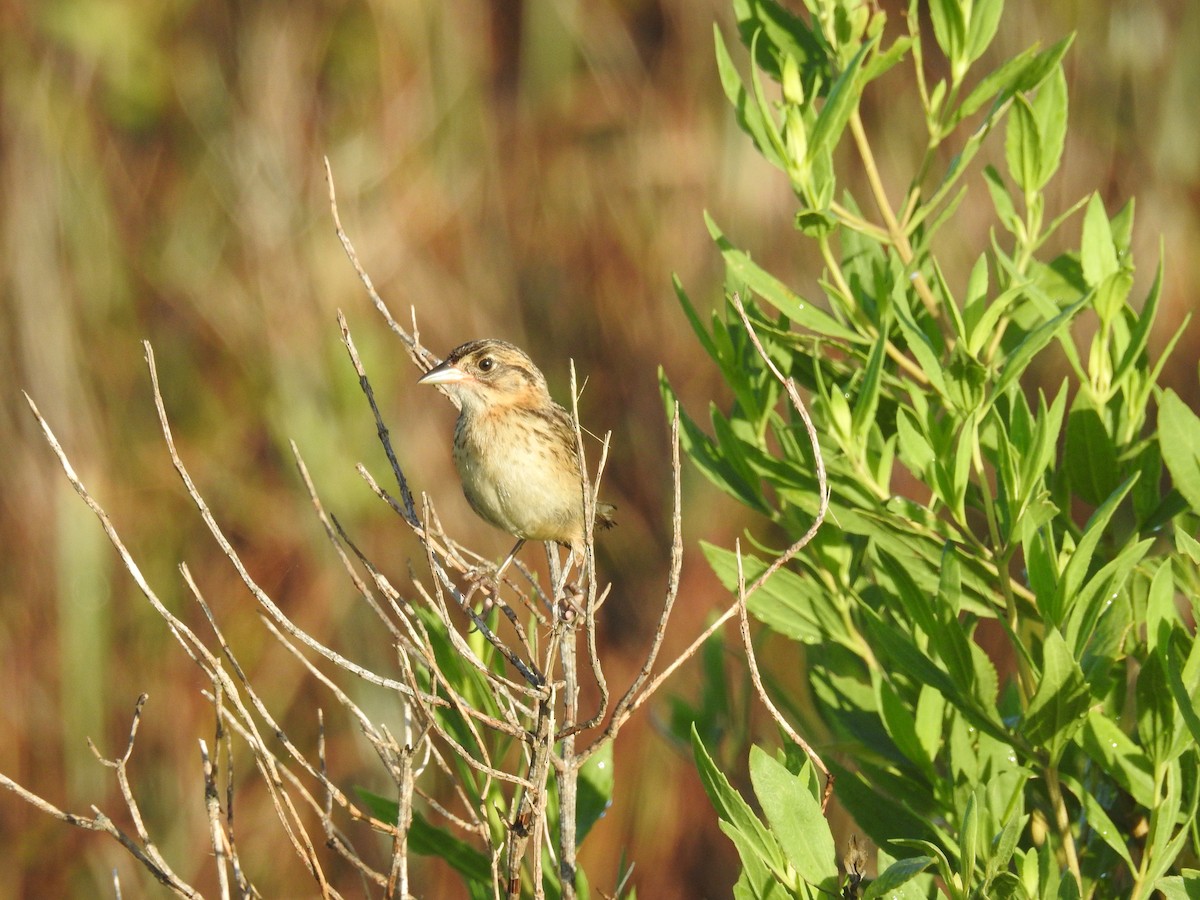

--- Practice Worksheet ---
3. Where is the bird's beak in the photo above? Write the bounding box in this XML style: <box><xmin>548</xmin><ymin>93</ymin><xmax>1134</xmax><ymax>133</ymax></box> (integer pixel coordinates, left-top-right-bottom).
<box><xmin>418</xmin><ymin>361</ymin><xmax>468</xmax><ymax>385</ymax></box>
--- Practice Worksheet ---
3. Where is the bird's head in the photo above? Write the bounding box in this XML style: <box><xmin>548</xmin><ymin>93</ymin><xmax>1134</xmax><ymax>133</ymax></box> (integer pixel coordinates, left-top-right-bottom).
<box><xmin>418</xmin><ymin>339</ymin><xmax>551</xmax><ymax>413</ymax></box>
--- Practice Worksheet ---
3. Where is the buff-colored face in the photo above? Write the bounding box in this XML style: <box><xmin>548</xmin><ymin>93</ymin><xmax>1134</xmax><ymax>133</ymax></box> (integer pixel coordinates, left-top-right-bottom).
<box><xmin>418</xmin><ymin>339</ymin><xmax>551</xmax><ymax>413</ymax></box>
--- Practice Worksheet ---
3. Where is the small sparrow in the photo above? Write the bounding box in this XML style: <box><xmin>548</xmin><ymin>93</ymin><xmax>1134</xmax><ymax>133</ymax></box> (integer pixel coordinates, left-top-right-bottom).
<box><xmin>418</xmin><ymin>339</ymin><xmax>615</xmax><ymax>569</ymax></box>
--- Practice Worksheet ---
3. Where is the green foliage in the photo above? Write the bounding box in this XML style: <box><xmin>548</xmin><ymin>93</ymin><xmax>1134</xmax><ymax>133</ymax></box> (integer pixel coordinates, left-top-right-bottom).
<box><xmin>670</xmin><ymin>0</ymin><xmax>1200</xmax><ymax>896</ymax></box>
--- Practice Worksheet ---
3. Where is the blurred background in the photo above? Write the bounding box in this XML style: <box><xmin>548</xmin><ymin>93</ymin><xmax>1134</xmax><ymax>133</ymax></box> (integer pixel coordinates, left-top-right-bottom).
<box><xmin>2</xmin><ymin>0</ymin><xmax>1198</xmax><ymax>896</ymax></box>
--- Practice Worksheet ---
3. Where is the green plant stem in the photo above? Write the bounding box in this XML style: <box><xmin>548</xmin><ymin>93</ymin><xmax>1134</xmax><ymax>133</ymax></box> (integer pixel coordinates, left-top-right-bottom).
<box><xmin>848</xmin><ymin>110</ymin><xmax>946</xmax><ymax>331</ymax></box>
<box><xmin>1044</xmin><ymin>767</ymin><xmax>1083</xmax><ymax>889</ymax></box>
<box><xmin>972</xmin><ymin>443</ymin><xmax>1034</xmax><ymax>705</ymax></box>
<box><xmin>817</xmin><ymin>235</ymin><xmax>931</xmax><ymax>387</ymax></box>
<box><xmin>828</xmin><ymin>201</ymin><xmax>891</xmax><ymax>243</ymax></box>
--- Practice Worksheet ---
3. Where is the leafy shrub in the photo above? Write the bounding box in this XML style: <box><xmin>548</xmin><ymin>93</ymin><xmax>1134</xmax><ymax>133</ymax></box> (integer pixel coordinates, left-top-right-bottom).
<box><xmin>666</xmin><ymin>1</ymin><xmax>1200</xmax><ymax>896</ymax></box>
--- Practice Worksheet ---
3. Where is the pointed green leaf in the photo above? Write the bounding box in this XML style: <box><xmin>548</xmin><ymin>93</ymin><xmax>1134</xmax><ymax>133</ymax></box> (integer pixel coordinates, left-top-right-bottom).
<box><xmin>1031</xmin><ymin>64</ymin><xmax>1067</xmax><ymax>187</ymax></box>
<box><xmin>702</xmin><ymin>542</ymin><xmax>852</xmax><ymax>646</ymax></box>
<box><xmin>1159</xmin><ymin>388</ymin><xmax>1200</xmax><ymax>511</ymax></box>
<box><xmin>691</xmin><ymin>726</ymin><xmax>791</xmax><ymax>876</ymax></box>
<box><xmin>1021</xmin><ymin>629</ymin><xmax>1089</xmax><ymax>756</ymax></box>
<box><xmin>705</xmin><ymin>213</ymin><xmax>866</xmax><ymax>342</ymax></box>
<box><xmin>576</xmin><ymin>741</ymin><xmax>613</xmax><ymax>844</ymax></box>
<box><xmin>1005</xmin><ymin>95</ymin><xmax>1040</xmax><ymax>193</ymax></box>
<box><xmin>1050</xmin><ymin>474</ymin><xmax>1136</xmax><ymax>625</ymax></box>
<box><xmin>1063</xmin><ymin>403</ymin><xmax>1119</xmax><ymax>505</ymax></box>
<box><xmin>862</xmin><ymin>856</ymin><xmax>935</xmax><ymax>900</ymax></box>
<box><xmin>965</xmin><ymin>0</ymin><xmax>1004</xmax><ymax>64</ymax></box>
<box><xmin>994</xmin><ymin>292</ymin><xmax>1087</xmax><ymax>402</ymax></box>
<box><xmin>749</xmin><ymin>747</ymin><xmax>838</xmax><ymax>887</ymax></box>
<box><xmin>1075</xmin><ymin>711</ymin><xmax>1155</xmax><ymax>808</ymax></box>
<box><xmin>1080</xmin><ymin>193</ymin><xmax>1119</xmax><ymax>287</ymax></box>
<box><xmin>808</xmin><ymin>37</ymin><xmax>874</xmax><ymax>163</ymax></box>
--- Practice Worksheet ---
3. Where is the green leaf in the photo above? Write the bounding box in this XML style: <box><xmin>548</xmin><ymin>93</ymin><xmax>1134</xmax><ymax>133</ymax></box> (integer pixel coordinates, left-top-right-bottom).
<box><xmin>875</xmin><ymin>673</ymin><xmax>936</xmax><ymax>778</ymax></box>
<box><xmin>935</xmin><ymin>543</ymin><xmax>977</xmax><ymax>694</ymax></box>
<box><xmin>732</xmin><ymin>0</ymin><xmax>823</xmax><ymax>82</ymax></box>
<box><xmin>576</xmin><ymin>741</ymin><xmax>614</xmax><ymax>844</ymax></box>
<box><xmin>1030</xmin><ymin>64</ymin><xmax>1067</xmax><ymax>188</ymax></box>
<box><xmin>989</xmin><ymin>811</ymin><xmax>1028</xmax><ymax>877</ymax></box>
<box><xmin>1137</xmin><ymin>651</ymin><xmax>1176</xmax><ymax>765</ymax></box>
<box><xmin>691</xmin><ymin>725</ymin><xmax>792</xmax><ymax>878</ymax></box>
<box><xmin>715</xmin><ymin>24</ymin><xmax>786</xmax><ymax>170</ymax></box>
<box><xmin>1075</xmin><ymin>711</ymin><xmax>1155</xmax><ymax>808</ymax></box>
<box><xmin>749</xmin><ymin>747</ymin><xmax>838</xmax><ymax>887</ymax></box>
<box><xmin>982</xmin><ymin>165</ymin><xmax>1020</xmax><ymax>234</ymax></box>
<box><xmin>1163</xmin><ymin>632</ymin><xmax>1200</xmax><ymax>757</ymax></box>
<box><xmin>1159</xmin><ymin>388</ymin><xmax>1200</xmax><ymax>511</ymax></box>
<box><xmin>993</xmin><ymin>296</ymin><xmax>1088</xmax><ymax>403</ymax></box>
<box><xmin>928</xmin><ymin>0</ymin><xmax>966</xmax><ymax>72</ymax></box>
<box><xmin>1142</xmin><ymin>760</ymin><xmax>1198</xmax><ymax>889</ymax></box>
<box><xmin>1005</xmin><ymin>95</ymin><xmax>1040</xmax><ymax>194</ymax></box>
<box><xmin>807</xmin><ymin>37</ymin><xmax>874</xmax><ymax>164</ymax></box>
<box><xmin>1080</xmin><ymin>193</ymin><xmax>1119</xmax><ymax>287</ymax></box>
<box><xmin>673</xmin><ymin>274</ymin><xmax>722</xmax><ymax>364</ymax></box>
<box><xmin>702</xmin><ymin>542</ymin><xmax>852</xmax><ymax>646</ymax></box>
<box><xmin>965</xmin><ymin>0</ymin><xmax>1004</xmax><ymax>65</ymax></box>
<box><xmin>1021</xmin><ymin>629</ymin><xmax>1090</xmax><ymax>757</ymax></box>
<box><xmin>1059</xmin><ymin>774</ymin><xmax>1136</xmax><ymax>873</ymax></box>
<box><xmin>960</xmin><ymin>789</ymin><xmax>980</xmax><ymax>883</ymax></box>
<box><xmin>1112</xmin><ymin>252</ymin><xmax>1163</xmax><ymax>387</ymax></box>
<box><xmin>706</xmin><ymin>213</ymin><xmax>865</xmax><ymax>342</ymax></box>
<box><xmin>831</xmin><ymin>763</ymin><xmax>942</xmax><ymax>849</ymax></box>
<box><xmin>723</xmin><ymin>821</ymin><xmax>795</xmax><ymax>899</ymax></box>
<box><xmin>862</xmin><ymin>856</ymin><xmax>935</xmax><ymax>900</ymax></box>
<box><xmin>1049</xmin><ymin>474</ymin><xmax>1137</xmax><ymax>626</ymax></box>
<box><xmin>851</xmin><ymin>333</ymin><xmax>888</xmax><ymax>443</ymax></box>
<box><xmin>662</xmin><ymin>375</ymin><xmax>772</xmax><ymax>515</ymax></box>
<box><xmin>1063</xmin><ymin>402</ymin><xmax>1119</xmax><ymax>505</ymax></box>
<box><xmin>896</xmin><ymin>407</ymin><xmax>936</xmax><ymax>480</ymax></box>
<box><xmin>358</xmin><ymin>792</ymin><xmax>494</xmax><ymax>887</ymax></box>
<box><xmin>1155</xmin><ymin>871</ymin><xmax>1200</xmax><ymax>900</ymax></box>
<box><xmin>892</xmin><ymin>277</ymin><xmax>950</xmax><ymax>402</ymax></box>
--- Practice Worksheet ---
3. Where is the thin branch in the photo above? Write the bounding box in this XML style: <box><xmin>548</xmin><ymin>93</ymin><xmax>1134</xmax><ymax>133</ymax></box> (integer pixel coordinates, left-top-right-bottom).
<box><xmin>323</xmin><ymin>156</ymin><xmax>437</xmax><ymax>374</ymax></box>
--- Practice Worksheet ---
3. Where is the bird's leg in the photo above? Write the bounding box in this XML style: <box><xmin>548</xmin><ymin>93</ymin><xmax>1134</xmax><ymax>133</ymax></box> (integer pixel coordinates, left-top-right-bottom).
<box><xmin>548</xmin><ymin>546</ymin><xmax>584</xmax><ymax>622</ymax></box>
<box><xmin>463</xmin><ymin>538</ymin><xmax>524</xmax><ymax>615</ymax></box>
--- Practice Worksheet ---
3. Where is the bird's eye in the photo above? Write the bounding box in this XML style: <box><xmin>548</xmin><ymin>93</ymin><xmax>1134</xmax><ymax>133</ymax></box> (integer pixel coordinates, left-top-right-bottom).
<box><xmin>478</xmin><ymin>357</ymin><xmax>494</xmax><ymax>373</ymax></box>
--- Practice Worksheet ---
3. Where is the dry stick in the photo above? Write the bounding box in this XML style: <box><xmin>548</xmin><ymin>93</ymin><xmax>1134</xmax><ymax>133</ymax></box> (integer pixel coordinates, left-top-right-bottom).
<box><xmin>181</xmin><ymin>571</ymin><xmax>405</xmax><ymax>891</ymax></box>
<box><xmin>555</xmin><ymin>585</ymin><xmax>581</xmax><ymax>898</ymax></box>
<box><xmin>323</xmin><ymin>157</ymin><xmax>437</xmax><ymax>375</ymax></box>
<box><xmin>590</xmin><ymin>405</ymin><xmax>685</xmax><ymax>752</ymax></box>
<box><xmin>218</xmin><ymin>692</ymin><xmax>252</xmax><ymax>898</ymax></box>
<box><xmin>140</xmin><ymin>345</ymin><xmax>420</xmax><ymax>705</ymax></box>
<box><xmin>199</xmin><ymin>738</ymin><xmax>233</xmax><ymax>900</ymax></box>
<box><xmin>0</xmin><ymin>768</ymin><xmax>198</xmax><ymax>898</ymax></box>
<box><xmin>210</xmin><ymin>705</ymin><xmax>391</xmax><ymax>886</ymax></box>
<box><xmin>94</xmin><ymin>695</ymin><xmax>201</xmax><ymax>896</ymax></box>
<box><xmin>18</xmin><ymin>395</ymin><xmax>263</xmax><ymax>895</ymax></box>
<box><xmin>553</xmin><ymin>362</ymin><xmax>620</xmax><ymax>894</ymax></box>
<box><xmin>730</xmin><ymin>293</ymin><xmax>833</xmax><ymax>808</ymax></box>
<box><xmin>597</xmin><ymin>291</ymin><xmax>831</xmax><ymax>766</ymax></box>
<box><xmin>387</xmin><ymin>744</ymin><xmax>415</xmax><ymax>900</ymax></box>
<box><xmin>337</xmin><ymin>309</ymin><xmax>421</xmax><ymax>526</ymax></box>
<box><xmin>558</xmin><ymin>362</ymin><xmax>610</xmax><ymax>740</ymax></box>
<box><xmin>179</xmin><ymin>575</ymin><xmax>338</xmax><ymax>894</ymax></box>
<box><xmin>506</xmin><ymin>692</ymin><xmax>556</xmax><ymax>900</ymax></box>
<box><xmin>291</xmin><ymin>440</ymin><xmax>409</xmax><ymax>642</ymax></box>
<box><xmin>421</xmin><ymin>517</ymin><xmax>547</xmax><ymax>690</ymax></box>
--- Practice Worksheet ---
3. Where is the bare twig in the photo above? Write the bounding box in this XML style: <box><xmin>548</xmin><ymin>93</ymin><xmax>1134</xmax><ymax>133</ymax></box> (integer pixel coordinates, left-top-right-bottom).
<box><xmin>729</xmin><ymin>292</ymin><xmax>833</xmax><ymax>808</ymax></box>
<box><xmin>323</xmin><ymin>156</ymin><xmax>437</xmax><ymax>374</ymax></box>
<box><xmin>0</xmin><ymin>696</ymin><xmax>201</xmax><ymax>899</ymax></box>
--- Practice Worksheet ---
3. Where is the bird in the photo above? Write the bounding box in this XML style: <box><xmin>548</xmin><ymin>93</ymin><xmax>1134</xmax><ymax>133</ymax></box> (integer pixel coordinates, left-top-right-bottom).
<box><xmin>418</xmin><ymin>339</ymin><xmax>615</xmax><ymax>580</ymax></box>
